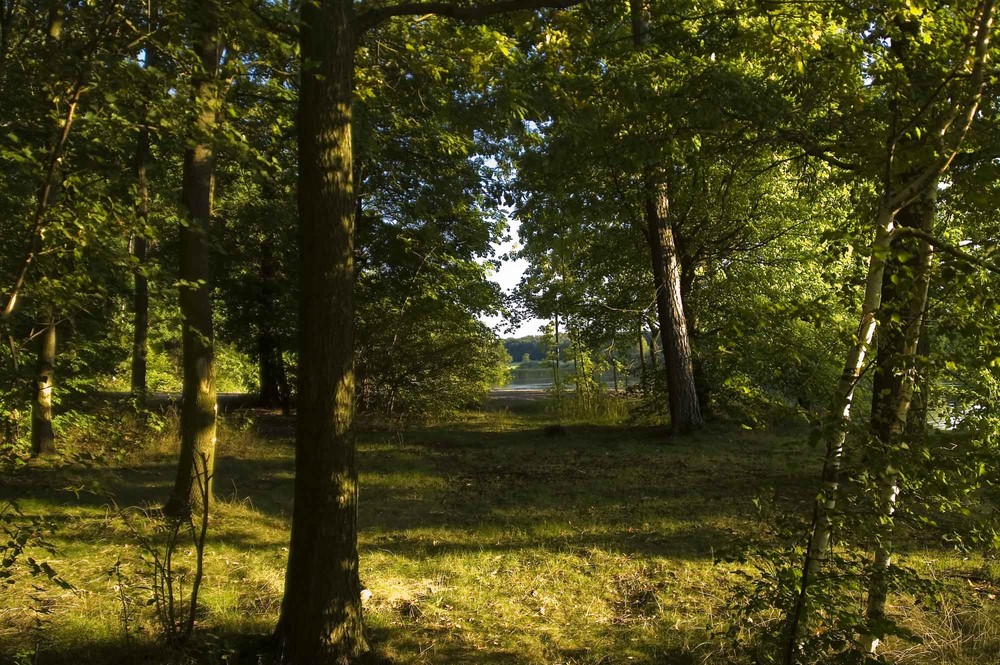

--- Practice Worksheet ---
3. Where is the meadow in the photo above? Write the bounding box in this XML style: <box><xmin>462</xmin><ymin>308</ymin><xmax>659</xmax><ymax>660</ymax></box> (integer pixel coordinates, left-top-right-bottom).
<box><xmin>1</xmin><ymin>395</ymin><xmax>997</xmax><ymax>664</ymax></box>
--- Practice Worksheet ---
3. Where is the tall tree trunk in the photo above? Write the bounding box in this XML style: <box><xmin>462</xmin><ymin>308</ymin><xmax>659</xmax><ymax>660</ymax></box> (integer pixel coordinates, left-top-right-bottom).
<box><xmin>276</xmin><ymin>1</ymin><xmax>367</xmax><ymax>662</ymax></box>
<box><xmin>782</xmin><ymin>206</ymin><xmax>896</xmax><ymax>665</ymax></box>
<box><xmin>130</xmin><ymin>118</ymin><xmax>151</xmax><ymax>402</ymax></box>
<box><xmin>165</xmin><ymin>0</ymin><xmax>220</xmax><ymax>517</ymax></box>
<box><xmin>808</xmin><ymin>207</ymin><xmax>895</xmax><ymax>564</ymax></box>
<box><xmin>631</xmin><ymin>0</ymin><xmax>701</xmax><ymax>434</ymax></box>
<box><xmin>131</xmin><ymin>17</ymin><xmax>158</xmax><ymax>404</ymax></box>
<box><xmin>646</xmin><ymin>185</ymin><xmax>703</xmax><ymax>434</ymax></box>
<box><xmin>863</xmin><ymin>186</ymin><xmax>936</xmax><ymax>654</ymax></box>
<box><xmin>31</xmin><ymin>318</ymin><xmax>56</xmax><ymax>456</ymax></box>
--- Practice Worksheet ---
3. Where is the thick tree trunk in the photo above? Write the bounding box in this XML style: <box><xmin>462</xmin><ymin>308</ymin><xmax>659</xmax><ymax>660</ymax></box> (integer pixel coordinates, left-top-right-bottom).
<box><xmin>276</xmin><ymin>1</ymin><xmax>367</xmax><ymax>662</ymax></box>
<box><xmin>165</xmin><ymin>0</ymin><xmax>220</xmax><ymax>517</ymax></box>
<box><xmin>31</xmin><ymin>319</ymin><xmax>56</xmax><ymax>456</ymax></box>
<box><xmin>645</xmin><ymin>184</ymin><xmax>703</xmax><ymax>434</ymax></box>
<box><xmin>130</xmin><ymin>120</ymin><xmax>151</xmax><ymax>401</ymax></box>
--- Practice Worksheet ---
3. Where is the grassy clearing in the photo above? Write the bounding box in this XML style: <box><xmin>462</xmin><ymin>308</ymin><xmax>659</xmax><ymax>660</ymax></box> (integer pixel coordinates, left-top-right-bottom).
<box><xmin>0</xmin><ymin>396</ymin><xmax>997</xmax><ymax>664</ymax></box>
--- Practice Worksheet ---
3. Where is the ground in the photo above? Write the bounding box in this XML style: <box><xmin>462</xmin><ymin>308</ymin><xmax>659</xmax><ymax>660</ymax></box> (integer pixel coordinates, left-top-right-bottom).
<box><xmin>0</xmin><ymin>394</ymin><xmax>997</xmax><ymax>664</ymax></box>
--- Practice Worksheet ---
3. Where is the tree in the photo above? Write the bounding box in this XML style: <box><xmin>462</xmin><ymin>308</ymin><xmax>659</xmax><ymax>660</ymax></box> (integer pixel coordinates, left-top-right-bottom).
<box><xmin>164</xmin><ymin>0</ymin><xmax>223</xmax><ymax>516</ymax></box>
<box><xmin>277</xmin><ymin>2</ymin><xmax>587</xmax><ymax>661</ymax></box>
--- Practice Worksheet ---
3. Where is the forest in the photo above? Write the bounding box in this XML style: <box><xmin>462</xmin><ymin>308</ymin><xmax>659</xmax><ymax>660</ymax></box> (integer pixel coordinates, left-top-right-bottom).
<box><xmin>2</xmin><ymin>0</ymin><xmax>1000</xmax><ymax>663</ymax></box>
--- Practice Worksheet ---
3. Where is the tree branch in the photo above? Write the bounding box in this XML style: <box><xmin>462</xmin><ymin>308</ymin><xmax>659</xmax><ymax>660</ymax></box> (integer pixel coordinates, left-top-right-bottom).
<box><xmin>359</xmin><ymin>0</ymin><xmax>587</xmax><ymax>32</ymax></box>
<box><xmin>895</xmin><ymin>227</ymin><xmax>1000</xmax><ymax>274</ymax></box>
<box><xmin>885</xmin><ymin>0</ymin><xmax>996</xmax><ymax>213</ymax></box>
<box><xmin>774</xmin><ymin>129</ymin><xmax>860</xmax><ymax>171</ymax></box>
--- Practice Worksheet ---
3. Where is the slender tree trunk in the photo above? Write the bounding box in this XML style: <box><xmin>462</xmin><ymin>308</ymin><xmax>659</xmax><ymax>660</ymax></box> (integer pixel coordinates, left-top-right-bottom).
<box><xmin>3</xmin><ymin>333</ymin><xmax>19</xmax><ymax>446</ymax></box>
<box><xmin>784</xmin><ymin>207</ymin><xmax>897</xmax><ymax>664</ymax></box>
<box><xmin>907</xmin><ymin>326</ymin><xmax>931</xmax><ymax>433</ymax></box>
<box><xmin>277</xmin><ymin>352</ymin><xmax>291</xmax><ymax>416</ymax></box>
<box><xmin>31</xmin><ymin>319</ymin><xmax>56</xmax><ymax>456</ymax></box>
<box><xmin>611</xmin><ymin>353</ymin><xmax>619</xmax><ymax>392</ymax></box>
<box><xmin>276</xmin><ymin>1</ymin><xmax>367</xmax><ymax>662</ymax></box>
<box><xmin>130</xmin><ymin>119</ymin><xmax>151</xmax><ymax>402</ymax></box>
<box><xmin>258</xmin><ymin>330</ymin><xmax>283</xmax><ymax>407</ymax></box>
<box><xmin>647</xmin><ymin>321</ymin><xmax>659</xmax><ymax>374</ymax></box>
<box><xmin>638</xmin><ymin>314</ymin><xmax>647</xmax><ymax>387</ymax></box>
<box><xmin>807</xmin><ymin>208</ymin><xmax>895</xmax><ymax>568</ymax></box>
<box><xmin>680</xmin><ymin>255</ymin><xmax>697</xmax><ymax>339</ymax></box>
<box><xmin>165</xmin><ymin>0</ymin><xmax>220</xmax><ymax>517</ymax></box>
<box><xmin>131</xmin><ymin>21</ymin><xmax>158</xmax><ymax>404</ymax></box>
<box><xmin>257</xmin><ymin>241</ymin><xmax>285</xmax><ymax>408</ymax></box>
<box><xmin>554</xmin><ymin>311</ymin><xmax>562</xmax><ymax>412</ymax></box>
<box><xmin>863</xmin><ymin>187</ymin><xmax>936</xmax><ymax>654</ymax></box>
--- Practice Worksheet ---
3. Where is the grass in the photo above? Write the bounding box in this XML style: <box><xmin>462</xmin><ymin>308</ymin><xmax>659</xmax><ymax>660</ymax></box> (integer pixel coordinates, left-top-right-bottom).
<box><xmin>0</xmin><ymin>395</ymin><xmax>998</xmax><ymax>664</ymax></box>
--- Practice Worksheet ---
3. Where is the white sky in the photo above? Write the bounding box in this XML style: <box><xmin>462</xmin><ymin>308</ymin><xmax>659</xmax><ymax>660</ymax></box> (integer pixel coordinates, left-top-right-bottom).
<box><xmin>480</xmin><ymin>218</ymin><xmax>546</xmax><ymax>338</ymax></box>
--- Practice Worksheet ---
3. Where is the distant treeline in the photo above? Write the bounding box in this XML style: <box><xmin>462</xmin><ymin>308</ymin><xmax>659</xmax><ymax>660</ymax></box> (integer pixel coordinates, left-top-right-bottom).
<box><xmin>503</xmin><ymin>336</ymin><xmax>569</xmax><ymax>362</ymax></box>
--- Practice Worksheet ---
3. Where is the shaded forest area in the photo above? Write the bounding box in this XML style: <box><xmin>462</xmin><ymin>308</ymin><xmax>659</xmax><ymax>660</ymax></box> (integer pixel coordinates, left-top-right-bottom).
<box><xmin>2</xmin><ymin>0</ymin><xmax>1000</xmax><ymax>664</ymax></box>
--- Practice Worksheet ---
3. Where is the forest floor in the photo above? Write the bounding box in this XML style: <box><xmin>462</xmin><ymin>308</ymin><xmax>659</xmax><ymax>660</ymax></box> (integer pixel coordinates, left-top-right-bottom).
<box><xmin>1</xmin><ymin>395</ymin><xmax>998</xmax><ymax>664</ymax></box>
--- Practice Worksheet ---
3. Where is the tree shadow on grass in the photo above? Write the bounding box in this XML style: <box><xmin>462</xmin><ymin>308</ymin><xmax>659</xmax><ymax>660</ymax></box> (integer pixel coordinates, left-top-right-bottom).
<box><xmin>0</xmin><ymin>419</ymin><xmax>822</xmax><ymax>556</ymax></box>
<box><xmin>0</xmin><ymin>620</ymin><xmax>707</xmax><ymax>665</ymax></box>
<box><xmin>0</xmin><ymin>416</ymin><xmax>815</xmax><ymax>665</ymax></box>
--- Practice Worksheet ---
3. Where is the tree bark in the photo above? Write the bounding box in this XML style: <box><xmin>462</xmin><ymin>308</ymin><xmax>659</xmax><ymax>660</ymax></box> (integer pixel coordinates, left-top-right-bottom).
<box><xmin>645</xmin><ymin>184</ymin><xmax>704</xmax><ymax>434</ymax></box>
<box><xmin>782</xmin><ymin>206</ymin><xmax>896</xmax><ymax>665</ymax></box>
<box><xmin>3</xmin><ymin>333</ymin><xmax>19</xmax><ymax>446</ymax></box>
<box><xmin>863</xmin><ymin>186</ymin><xmax>936</xmax><ymax>654</ymax></box>
<box><xmin>275</xmin><ymin>1</ymin><xmax>367</xmax><ymax>662</ymax></box>
<box><xmin>165</xmin><ymin>0</ymin><xmax>220</xmax><ymax>517</ymax></box>
<box><xmin>870</xmin><ymin>186</ymin><xmax>935</xmax><ymax>441</ymax></box>
<box><xmin>806</xmin><ymin>207</ymin><xmax>895</xmax><ymax>570</ymax></box>
<box><xmin>31</xmin><ymin>319</ymin><xmax>56</xmax><ymax>456</ymax></box>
